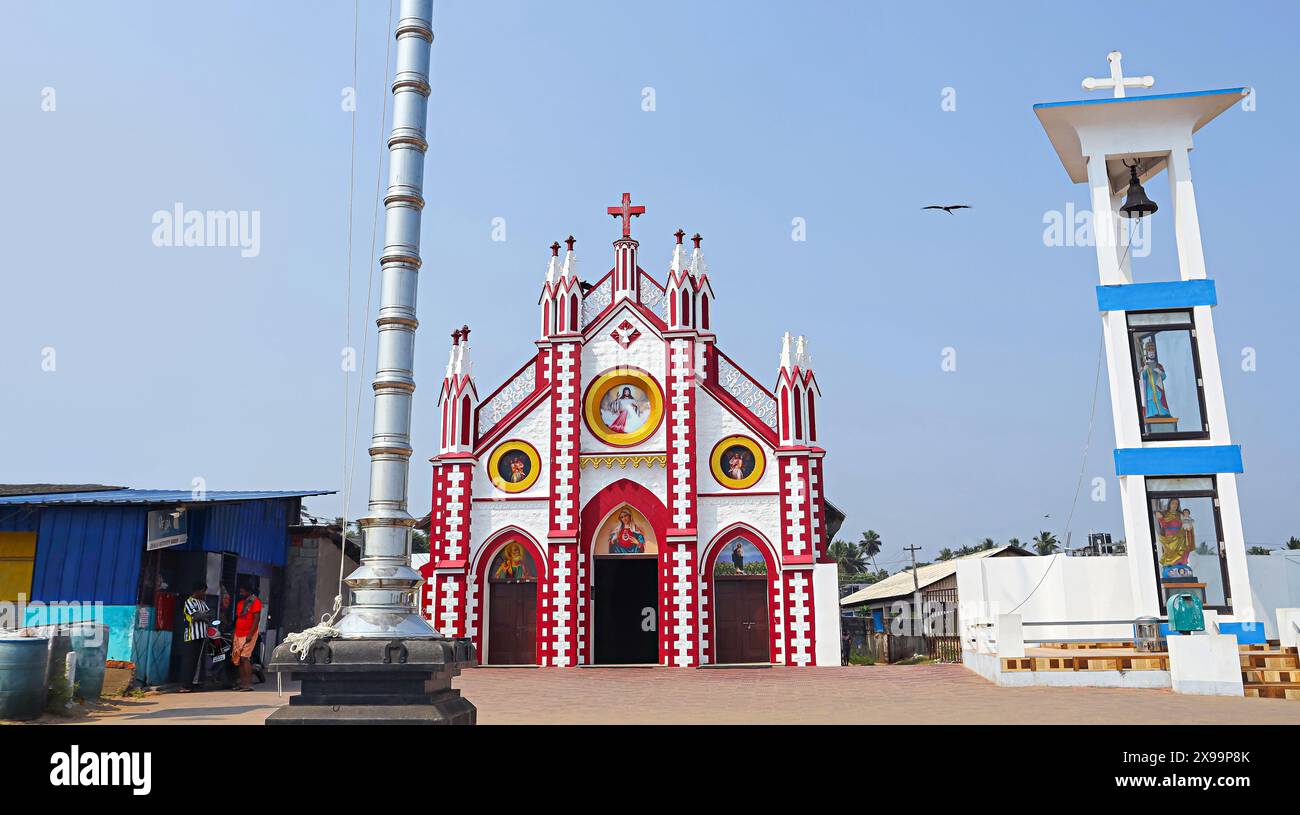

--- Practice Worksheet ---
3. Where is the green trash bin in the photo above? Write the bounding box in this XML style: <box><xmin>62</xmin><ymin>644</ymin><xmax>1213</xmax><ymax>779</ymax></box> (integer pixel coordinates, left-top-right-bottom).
<box><xmin>1166</xmin><ymin>593</ymin><xmax>1205</xmax><ymax>634</ymax></box>
<box><xmin>0</xmin><ymin>636</ymin><xmax>50</xmax><ymax>721</ymax></box>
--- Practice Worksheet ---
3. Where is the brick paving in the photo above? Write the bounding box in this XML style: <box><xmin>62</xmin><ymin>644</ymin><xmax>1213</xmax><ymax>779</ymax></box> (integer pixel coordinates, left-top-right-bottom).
<box><xmin>55</xmin><ymin>663</ymin><xmax>1300</xmax><ymax>725</ymax></box>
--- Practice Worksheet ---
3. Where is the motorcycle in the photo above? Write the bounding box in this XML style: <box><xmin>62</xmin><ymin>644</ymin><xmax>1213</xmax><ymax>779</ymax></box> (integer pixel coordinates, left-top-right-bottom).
<box><xmin>203</xmin><ymin>620</ymin><xmax>265</xmax><ymax>688</ymax></box>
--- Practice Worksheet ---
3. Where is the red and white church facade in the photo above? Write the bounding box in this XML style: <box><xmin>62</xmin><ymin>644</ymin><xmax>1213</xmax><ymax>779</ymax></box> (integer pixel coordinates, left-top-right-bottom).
<box><xmin>420</xmin><ymin>195</ymin><xmax>842</xmax><ymax>667</ymax></box>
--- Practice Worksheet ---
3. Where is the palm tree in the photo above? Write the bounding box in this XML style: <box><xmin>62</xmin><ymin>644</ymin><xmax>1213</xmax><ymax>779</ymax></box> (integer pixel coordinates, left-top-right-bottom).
<box><xmin>1032</xmin><ymin>531</ymin><xmax>1060</xmax><ymax>556</ymax></box>
<box><xmin>979</xmin><ymin>537</ymin><xmax>996</xmax><ymax>551</ymax></box>
<box><xmin>858</xmin><ymin>530</ymin><xmax>883</xmax><ymax>571</ymax></box>
<box><xmin>1287</xmin><ymin>536</ymin><xmax>1300</xmax><ymax>550</ymax></box>
<box><xmin>828</xmin><ymin>539</ymin><xmax>868</xmax><ymax>575</ymax></box>
<box><xmin>1007</xmin><ymin>537</ymin><xmax>1023</xmax><ymax>550</ymax></box>
<box><xmin>936</xmin><ymin>548</ymin><xmax>955</xmax><ymax>561</ymax></box>
<box><xmin>1247</xmin><ymin>545</ymin><xmax>1272</xmax><ymax>556</ymax></box>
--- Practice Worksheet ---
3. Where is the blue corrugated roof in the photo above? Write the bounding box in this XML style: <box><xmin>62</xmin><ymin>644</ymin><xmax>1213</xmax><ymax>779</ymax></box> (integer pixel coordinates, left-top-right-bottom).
<box><xmin>0</xmin><ymin>489</ymin><xmax>334</xmax><ymax>506</ymax></box>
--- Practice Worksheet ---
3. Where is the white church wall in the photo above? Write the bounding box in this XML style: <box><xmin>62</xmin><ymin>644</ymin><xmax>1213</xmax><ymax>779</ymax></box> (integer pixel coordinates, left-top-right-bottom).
<box><xmin>812</xmin><ymin>562</ymin><xmax>841</xmax><ymax>666</ymax></box>
<box><xmin>695</xmin><ymin>494</ymin><xmax>782</xmax><ymax>555</ymax></box>
<box><xmin>579</xmin><ymin>305</ymin><xmax>668</xmax><ymax>454</ymax></box>
<box><xmin>957</xmin><ymin>555</ymin><xmax>1136</xmax><ymax>647</ymax></box>
<box><xmin>472</xmin><ymin>398</ymin><xmax>552</xmax><ymax>500</ymax></box>
<box><xmin>467</xmin><ymin>502</ymin><xmax>550</xmax><ymax>560</ymax></box>
<box><xmin>694</xmin><ymin>389</ymin><xmax>780</xmax><ymax>494</ymax></box>
<box><xmin>578</xmin><ymin>461</ymin><xmax>669</xmax><ymax>515</ymax></box>
<box><xmin>1246</xmin><ymin>552</ymin><xmax>1300</xmax><ymax>639</ymax></box>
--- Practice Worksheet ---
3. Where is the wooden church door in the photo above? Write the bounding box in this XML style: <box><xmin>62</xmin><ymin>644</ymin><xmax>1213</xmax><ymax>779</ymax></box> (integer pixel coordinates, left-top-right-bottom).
<box><xmin>487</xmin><ymin>541</ymin><xmax>538</xmax><ymax>665</ymax></box>
<box><xmin>712</xmin><ymin>537</ymin><xmax>771</xmax><ymax>664</ymax></box>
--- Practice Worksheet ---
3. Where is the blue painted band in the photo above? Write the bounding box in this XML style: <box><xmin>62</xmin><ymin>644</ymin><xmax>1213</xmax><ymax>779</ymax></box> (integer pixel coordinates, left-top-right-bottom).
<box><xmin>1114</xmin><ymin>445</ymin><xmax>1243</xmax><ymax>476</ymax></box>
<box><xmin>1034</xmin><ymin>88</ymin><xmax>1249</xmax><ymax>111</ymax></box>
<box><xmin>1096</xmin><ymin>279</ymin><xmax>1217</xmax><ymax>312</ymax></box>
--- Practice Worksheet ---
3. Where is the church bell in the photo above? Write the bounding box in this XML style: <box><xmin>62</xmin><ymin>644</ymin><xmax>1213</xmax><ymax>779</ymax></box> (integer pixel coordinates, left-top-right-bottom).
<box><xmin>1119</xmin><ymin>162</ymin><xmax>1158</xmax><ymax>218</ymax></box>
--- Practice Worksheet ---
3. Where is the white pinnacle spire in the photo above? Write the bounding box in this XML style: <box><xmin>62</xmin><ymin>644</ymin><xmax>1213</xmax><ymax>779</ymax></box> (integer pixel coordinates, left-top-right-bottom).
<box><xmin>670</xmin><ymin>240</ymin><xmax>688</xmax><ymax>274</ymax></box>
<box><xmin>794</xmin><ymin>335</ymin><xmax>811</xmax><ymax>369</ymax></box>
<box><xmin>546</xmin><ymin>252</ymin><xmax>560</xmax><ymax>284</ymax></box>
<box><xmin>779</xmin><ymin>331</ymin><xmax>794</xmax><ymax>371</ymax></box>
<box><xmin>560</xmin><ymin>235</ymin><xmax>577</xmax><ymax>280</ymax></box>
<box><xmin>689</xmin><ymin>238</ymin><xmax>708</xmax><ymax>278</ymax></box>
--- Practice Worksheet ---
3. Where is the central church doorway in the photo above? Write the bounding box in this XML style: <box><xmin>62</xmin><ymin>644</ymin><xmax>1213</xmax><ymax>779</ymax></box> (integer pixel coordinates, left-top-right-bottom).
<box><xmin>591</xmin><ymin>503</ymin><xmax>660</xmax><ymax>664</ymax></box>
<box><xmin>487</xmin><ymin>541</ymin><xmax>538</xmax><ymax>665</ymax></box>
<box><xmin>593</xmin><ymin>557</ymin><xmax>657</xmax><ymax>664</ymax></box>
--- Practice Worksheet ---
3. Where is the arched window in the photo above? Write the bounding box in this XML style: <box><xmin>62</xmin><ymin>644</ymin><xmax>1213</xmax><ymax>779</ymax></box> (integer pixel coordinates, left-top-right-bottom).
<box><xmin>542</xmin><ymin>301</ymin><xmax>550</xmax><ymax>336</ymax></box>
<box><xmin>701</xmin><ymin>294</ymin><xmax>710</xmax><ymax>330</ymax></box>
<box><xmin>569</xmin><ymin>294</ymin><xmax>579</xmax><ymax>332</ymax></box>
<box><xmin>459</xmin><ymin>395</ymin><xmax>472</xmax><ymax>447</ymax></box>
<box><xmin>489</xmin><ymin>541</ymin><xmax>538</xmax><ymax>583</ymax></box>
<box><xmin>807</xmin><ymin>390</ymin><xmax>817</xmax><ymax>441</ymax></box>
<box><xmin>680</xmin><ymin>290</ymin><xmax>691</xmax><ymax>325</ymax></box>
<box><xmin>670</xmin><ymin>292</ymin><xmax>677</xmax><ymax>326</ymax></box>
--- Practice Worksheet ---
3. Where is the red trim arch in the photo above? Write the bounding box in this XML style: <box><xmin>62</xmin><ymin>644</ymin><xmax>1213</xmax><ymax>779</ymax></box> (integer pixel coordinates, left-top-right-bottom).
<box><xmin>579</xmin><ymin>479</ymin><xmax>670</xmax><ymax>663</ymax></box>
<box><xmin>700</xmin><ymin>523</ymin><xmax>779</xmax><ymax>665</ymax></box>
<box><xmin>471</xmin><ymin>526</ymin><xmax>548</xmax><ymax>665</ymax></box>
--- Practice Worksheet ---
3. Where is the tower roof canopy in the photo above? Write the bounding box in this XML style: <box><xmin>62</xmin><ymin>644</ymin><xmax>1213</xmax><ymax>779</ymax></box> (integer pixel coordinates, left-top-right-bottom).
<box><xmin>1034</xmin><ymin>87</ymin><xmax>1248</xmax><ymax>186</ymax></box>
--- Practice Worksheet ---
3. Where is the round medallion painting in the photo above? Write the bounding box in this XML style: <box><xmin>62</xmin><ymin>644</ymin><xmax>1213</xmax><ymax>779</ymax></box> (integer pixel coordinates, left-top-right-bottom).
<box><xmin>583</xmin><ymin>369</ymin><xmax>664</xmax><ymax>446</ymax></box>
<box><xmin>487</xmin><ymin>440</ymin><xmax>541</xmax><ymax>493</ymax></box>
<box><xmin>710</xmin><ymin>435</ymin><xmax>765</xmax><ymax>490</ymax></box>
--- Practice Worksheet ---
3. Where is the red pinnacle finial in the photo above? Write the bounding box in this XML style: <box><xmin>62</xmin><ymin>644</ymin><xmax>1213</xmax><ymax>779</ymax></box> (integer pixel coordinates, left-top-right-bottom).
<box><xmin>564</xmin><ymin>235</ymin><xmax>576</xmax><ymax>252</ymax></box>
<box><xmin>606</xmin><ymin>192</ymin><xmax>646</xmax><ymax>238</ymax></box>
<box><xmin>674</xmin><ymin>229</ymin><xmax>685</xmax><ymax>245</ymax></box>
<box><xmin>550</xmin><ymin>241</ymin><xmax>561</xmax><ymax>257</ymax></box>
<box><xmin>451</xmin><ymin>328</ymin><xmax>461</xmax><ymax>346</ymax></box>
<box><xmin>460</xmin><ymin>324</ymin><xmax>471</xmax><ymax>343</ymax></box>
<box><xmin>691</xmin><ymin>233</ymin><xmax>702</xmax><ymax>250</ymax></box>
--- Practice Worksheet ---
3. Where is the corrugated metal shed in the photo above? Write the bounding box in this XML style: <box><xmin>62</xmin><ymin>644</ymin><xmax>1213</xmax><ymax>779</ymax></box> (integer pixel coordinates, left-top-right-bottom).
<box><xmin>0</xmin><ymin>489</ymin><xmax>335</xmax><ymax>603</ymax></box>
<box><xmin>30</xmin><ymin>506</ymin><xmax>147</xmax><ymax>605</ymax></box>
<box><xmin>839</xmin><ymin>546</ymin><xmax>1031</xmax><ymax>608</ymax></box>
<box><xmin>0</xmin><ymin>489</ymin><xmax>332</xmax><ymax>505</ymax></box>
<box><xmin>180</xmin><ymin>499</ymin><xmax>300</xmax><ymax>566</ymax></box>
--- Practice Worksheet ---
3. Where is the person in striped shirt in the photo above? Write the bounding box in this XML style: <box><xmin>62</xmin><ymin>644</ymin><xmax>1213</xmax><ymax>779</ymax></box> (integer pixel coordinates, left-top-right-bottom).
<box><xmin>178</xmin><ymin>582</ymin><xmax>213</xmax><ymax>693</ymax></box>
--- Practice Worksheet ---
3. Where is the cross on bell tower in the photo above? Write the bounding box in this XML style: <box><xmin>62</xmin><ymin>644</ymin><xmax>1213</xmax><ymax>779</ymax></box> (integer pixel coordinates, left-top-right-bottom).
<box><xmin>607</xmin><ymin>191</ymin><xmax>645</xmax><ymax>237</ymax></box>
<box><xmin>1082</xmin><ymin>50</ymin><xmax>1155</xmax><ymax>98</ymax></box>
<box><xmin>607</xmin><ymin>192</ymin><xmax>645</xmax><ymax>302</ymax></box>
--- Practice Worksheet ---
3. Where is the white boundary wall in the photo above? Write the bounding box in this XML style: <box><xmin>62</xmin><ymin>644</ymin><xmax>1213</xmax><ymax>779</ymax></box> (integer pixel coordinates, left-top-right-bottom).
<box><xmin>958</xmin><ymin>552</ymin><xmax>1300</xmax><ymax>648</ymax></box>
<box><xmin>957</xmin><ymin>555</ymin><xmax>1136</xmax><ymax>647</ymax></box>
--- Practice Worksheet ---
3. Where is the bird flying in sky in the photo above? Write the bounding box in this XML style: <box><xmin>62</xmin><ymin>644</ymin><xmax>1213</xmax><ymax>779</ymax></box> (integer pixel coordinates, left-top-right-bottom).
<box><xmin>922</xmin><ymin>205</ymin><xmax>971</xmax><ymax>214</ymax></box>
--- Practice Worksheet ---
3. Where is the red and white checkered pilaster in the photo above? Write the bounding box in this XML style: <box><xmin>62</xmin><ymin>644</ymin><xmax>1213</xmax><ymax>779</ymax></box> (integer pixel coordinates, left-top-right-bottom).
<box><xmin>544</xmin><ymin>338</ymin><xmax>582</xmax><ymax>666</ymax></box>
<box><xmin>423</xmin><ymin>456</ymin><xmax>474</xmax><ymax>637</ymax></box>
<box><xmin>662</xmin><ymin>336</ymin><xmax>700</xmax><ymax>665</ymax></box>
<box><xmin>777</xmin><ymin>450</ymin><xmax>817</xmax><ymax>665</ymax></box>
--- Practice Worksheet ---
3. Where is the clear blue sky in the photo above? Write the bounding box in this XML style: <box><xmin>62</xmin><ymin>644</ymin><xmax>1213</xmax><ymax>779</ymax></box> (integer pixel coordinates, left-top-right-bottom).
<box><xmin>2</xmin><ymin>1</ymin><xmax>1297</xmax><ymax>570</ymax></box>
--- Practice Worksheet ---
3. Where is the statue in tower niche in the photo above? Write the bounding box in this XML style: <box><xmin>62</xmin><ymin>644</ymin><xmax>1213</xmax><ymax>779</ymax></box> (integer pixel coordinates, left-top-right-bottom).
<box><xmin>1154</xmin><ymin>498</ymin><xmax>1196</xmax><ymax>579</ymax></box>
<box><xmin>1138</xmin><ymin>337</ymin><xmax>1177</xmax><ymax>431</ymax></box>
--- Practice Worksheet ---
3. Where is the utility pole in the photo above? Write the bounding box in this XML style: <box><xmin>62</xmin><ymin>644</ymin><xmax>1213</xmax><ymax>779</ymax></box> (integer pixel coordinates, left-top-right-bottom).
<box><xmin>904</xmin><ymin>544</ymin><xmax>925</xmax><ymax>651</ymax></box>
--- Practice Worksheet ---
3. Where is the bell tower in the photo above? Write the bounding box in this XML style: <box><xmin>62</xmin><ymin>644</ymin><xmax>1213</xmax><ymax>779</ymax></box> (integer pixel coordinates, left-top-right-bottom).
<box><xmin>1035</xmin><ymin>52</ymin><xmax>1256</xmax><ymax>624</ymax></box>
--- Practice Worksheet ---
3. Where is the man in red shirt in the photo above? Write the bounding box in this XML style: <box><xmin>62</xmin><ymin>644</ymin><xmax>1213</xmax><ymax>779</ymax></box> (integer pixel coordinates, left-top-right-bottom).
<box><xmin>231</xmin><ymin>586</ymin><xmax>263</xmax><ymax>691</ymax></box>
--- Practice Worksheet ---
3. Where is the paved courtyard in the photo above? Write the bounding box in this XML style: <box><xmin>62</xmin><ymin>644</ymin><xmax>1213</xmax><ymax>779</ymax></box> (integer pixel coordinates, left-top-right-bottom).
<box><xmin>36</xmin><ymin>663</ymin><xmax>1300</xmax><ymax>725</ymax></box>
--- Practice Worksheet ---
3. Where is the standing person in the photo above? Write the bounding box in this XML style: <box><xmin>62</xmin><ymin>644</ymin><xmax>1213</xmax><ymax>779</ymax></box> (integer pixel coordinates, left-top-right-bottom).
<box><xmin>231</xmin><ymin>585</ymin><xmax>263</xmax><ymax>691</ymax></box>
<box><xmin>179</xmin><ymin>582</ymin><xmax>212</xmax><ymax>693</ymax></box>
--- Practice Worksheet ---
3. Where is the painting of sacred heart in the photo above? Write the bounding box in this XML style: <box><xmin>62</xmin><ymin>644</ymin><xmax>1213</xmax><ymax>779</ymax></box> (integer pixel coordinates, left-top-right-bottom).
<box><xmin>594</xmin><ymin>505</ymin><xmax>658</xmax><ymax>555</ymax></box>
<box><xmin>598</xmin><ymin>383</ymin><xmax>652</xmax><ymax>435</ymax></box>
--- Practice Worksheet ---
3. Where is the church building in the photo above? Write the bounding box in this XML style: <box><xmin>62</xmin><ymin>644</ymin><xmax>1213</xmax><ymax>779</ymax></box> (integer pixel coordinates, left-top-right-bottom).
<box><xmin>420</xmin><ymin>194</ymin><xmax>842</xmax><ymax>667</ymax></box>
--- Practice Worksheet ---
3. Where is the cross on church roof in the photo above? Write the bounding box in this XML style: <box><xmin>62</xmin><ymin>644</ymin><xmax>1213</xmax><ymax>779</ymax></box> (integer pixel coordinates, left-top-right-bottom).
<box><xmin>607</xmin><ymin>192</ymin><xmax>645</xmax><ymax>238</ymax></box>
<box><xmin>1082</xmin><ymin>50</ymin><xmax>1154</xmax><ymax>98</ymax></box>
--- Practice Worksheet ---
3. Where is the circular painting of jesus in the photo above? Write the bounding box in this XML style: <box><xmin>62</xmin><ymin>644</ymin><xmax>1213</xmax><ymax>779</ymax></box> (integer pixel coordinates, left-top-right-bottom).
<box><xmin>583</xmin><ymin>369</ymin><xmax>664</xmax><ymax>446</ymax></box>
